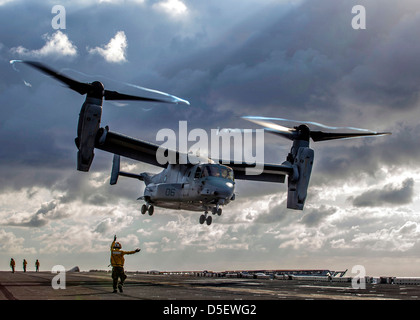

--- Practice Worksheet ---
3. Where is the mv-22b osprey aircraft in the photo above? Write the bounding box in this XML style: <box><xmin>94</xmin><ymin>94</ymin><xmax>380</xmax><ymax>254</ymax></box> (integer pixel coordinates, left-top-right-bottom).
<box><xmin>21</xmin><ymin>61</ymin><xmax>391</xmax><ymax>226</ymax></box>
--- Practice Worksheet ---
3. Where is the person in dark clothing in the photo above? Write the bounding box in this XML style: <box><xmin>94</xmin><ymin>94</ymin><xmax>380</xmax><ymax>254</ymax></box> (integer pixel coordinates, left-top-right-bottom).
<box><xmin>10</xmin><ymin>258</ymin><xmax>15</xmax><ymax>273</ymax></box>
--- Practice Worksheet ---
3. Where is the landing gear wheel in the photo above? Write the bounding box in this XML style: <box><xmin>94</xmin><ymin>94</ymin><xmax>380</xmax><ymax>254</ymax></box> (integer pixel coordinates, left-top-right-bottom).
<box><xmin>206</xmin><ymin>215</ymin><xmax>212</xmax><ymax>226</ymax></box>
<box><xmin>148</xmin><ymin>205</ymin><xmax>154</xmax><ymax>216</ymax></box>
<box><xmin>141</xmin><ymin>204</ymin><xmax>148</xmax><ymax>215</ymax></box>
<box><xmin>217</xmin><ymin>208</ymin><xmax>222</xmax><ymax>216</ymax></box>
<box><xmin>199</xmin><ymin>214</ymin><xmax>206</xmax><ymax>225</ymax></box>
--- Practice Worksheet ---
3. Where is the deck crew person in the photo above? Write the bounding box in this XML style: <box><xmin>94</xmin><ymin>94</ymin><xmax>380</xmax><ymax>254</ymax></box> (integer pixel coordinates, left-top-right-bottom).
<box><xmin>10</xmin><ymin>258</ymin><xmax>15</xmax><ymax>273</ymax></box>
<box><xmin>110</xmin><ymin>235</ymin><xmax>140</xmax><ymax>293</ymax></box>
<box><xmin>35</xmin><ymin>259</ymin><xmax>40</xmax><ymax>272</ymax></box>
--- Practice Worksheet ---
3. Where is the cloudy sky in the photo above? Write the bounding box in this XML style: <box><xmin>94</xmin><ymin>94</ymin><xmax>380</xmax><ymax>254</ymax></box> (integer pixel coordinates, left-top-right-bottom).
<box><xmin>1</xmin><ymin>0</ymin><xmax>420</xmax><ymax>277</ymax></box>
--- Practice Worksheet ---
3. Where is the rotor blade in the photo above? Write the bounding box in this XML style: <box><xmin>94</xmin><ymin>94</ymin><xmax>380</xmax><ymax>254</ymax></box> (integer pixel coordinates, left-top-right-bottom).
<box><xmin>104</xmin><ymin>90</ymin><xmax>179</xmax><ymax>103</ymax></box>
<box><xmin>242</xmin><ymin>116</ymin><xmax>293</xmax><ymax>133</ymax></box>
<box><xmin>261</xmin><ymin>128</ymin><xmax>296</xmax><ymax>140</ymax></box>
<box><xmin>247</xmin><ymin>116</ymin><xmax>380</xmax><ymax>134</ymax></box>
<box><xmin>242</xmin><ymin>116</ymin><xmax>295</xmax><ymax>140</ymax></box>
<box><xmin>123</xmin><ymin>83</ymin><xmax>190</xmax><ymax>106</ymax></box>
<box><xmin>21</xmin><ymin>60</ymin><xmax>191</xmax><ymax>105</ymax></box>
<box><xmin>22</xmin><ymin>61</ymin><xmax>90</xmax><ymax>95</ymax></box>
<box><xmin>310</xmin><ymin>131</ymin><xmax>392</xmax><ymax>142</ymax></box>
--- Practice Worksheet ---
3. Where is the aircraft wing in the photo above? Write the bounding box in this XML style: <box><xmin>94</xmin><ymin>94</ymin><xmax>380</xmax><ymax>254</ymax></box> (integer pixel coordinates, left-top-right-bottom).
<box><xmin>96</xmin><ymin>130</ymin><xmax>177</xmax><ymax>168</ymax></box>
<box><xmin>96</xmin><ymin>129</ymin><xmax>293</xmax><ymax>183</ymax></box>
<box><xmin>219</xmin><ymin>161</ymin><xmax>293</xmax><ymax>183</ymax></box>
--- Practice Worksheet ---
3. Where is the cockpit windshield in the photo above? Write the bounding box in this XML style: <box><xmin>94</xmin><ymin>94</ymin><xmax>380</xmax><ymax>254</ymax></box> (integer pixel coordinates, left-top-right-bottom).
<box><xmin>220</xmin><ymin>166</ymin><xmax>234</xmax><ymax>181</ymax></box>
<box><xmin>201</xmin><ymin>165</ymin><xmax>234</xmax><ymax>181</ymax></box>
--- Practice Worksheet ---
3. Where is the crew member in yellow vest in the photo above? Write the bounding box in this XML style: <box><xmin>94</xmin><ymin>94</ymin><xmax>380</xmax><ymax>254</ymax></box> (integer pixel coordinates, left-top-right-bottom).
<box><xmin>110</xmin><ymin>235</ymin><xmax>140</xmax><ymax>293</ymax></box>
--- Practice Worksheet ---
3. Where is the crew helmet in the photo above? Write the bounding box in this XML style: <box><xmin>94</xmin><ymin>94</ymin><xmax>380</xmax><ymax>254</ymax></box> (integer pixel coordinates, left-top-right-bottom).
<box><xmin>114</xmin><ymin>242</ymin><xmax>122</xmax><ymax>249</ymax></box>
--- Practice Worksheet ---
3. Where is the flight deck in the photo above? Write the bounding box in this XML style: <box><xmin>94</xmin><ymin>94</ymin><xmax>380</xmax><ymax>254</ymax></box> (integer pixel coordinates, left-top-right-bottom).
<box><xmin>1</xmin><ymin>271</ymin><xmax>419</xmax><ymax>301</ymax></box>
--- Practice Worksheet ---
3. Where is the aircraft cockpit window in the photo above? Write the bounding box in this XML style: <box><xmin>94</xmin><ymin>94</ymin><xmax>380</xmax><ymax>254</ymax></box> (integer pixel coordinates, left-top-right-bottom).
<box><xmin>209</xmin><ymin>166</ymin><xmax>220</xmax><ymax>177</ymax></box>
<box><xmin>221</xmin><ymin>167</ymin><xmax>234</xmax><ymax>181</ymax></box>
<box><xmin>228</xmin><ymin>169</ymin><xmax>234</xmax><ymax>181</ymax></box>
<box><xmin>200</xmin><ymin>165</ymin><xmax>234</xmax><ymax>180</ymax></box>
<box><xmin>201</xmin><ymin>165</ymin><xmax>221</xmax><ymax>178</ymax></box>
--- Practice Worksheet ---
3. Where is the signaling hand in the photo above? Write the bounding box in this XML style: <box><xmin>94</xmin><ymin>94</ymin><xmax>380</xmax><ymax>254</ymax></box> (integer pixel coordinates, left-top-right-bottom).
<box><xmin>135</xmin><ymin>248</ymin><xmax>141</xmax><ymax>253</ymax></box>
<box><xmin>114</xmin><ymin>235</ymin><xmax>117</xmax><ymax>241</ymax></box>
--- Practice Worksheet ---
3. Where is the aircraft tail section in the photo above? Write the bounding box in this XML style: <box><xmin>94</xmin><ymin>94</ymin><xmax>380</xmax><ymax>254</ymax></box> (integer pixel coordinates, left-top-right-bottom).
<box><xmin>110</xmin><ymin>154</ymin><xmax>121</xmax><ymax>185</ymax></box>
<box><xmin>110</xmin><ymin>154</ymin><xmax>144</xmax><ymax>185</ymax></box>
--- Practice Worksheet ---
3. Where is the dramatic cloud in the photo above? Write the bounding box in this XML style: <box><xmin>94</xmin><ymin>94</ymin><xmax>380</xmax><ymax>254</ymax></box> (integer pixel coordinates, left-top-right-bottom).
<box><xmin>338</xmin><ymin>9</ymin><xmax>420</xmax><ymax>112</ymax></box>
<box><xmin>87</xmin><ymin>31</ymin><xmax>128</xmax><ymax>63</ymax></box>
<box><xmin>350</xmin><ymin>178</ymin><xmax>415</xmax><ymax>207</ymax></box>
<box><xmin>350</xmin><ymin>221</ymin><xmax>420</xmax><ymax>252</ymax></box>
<box><xmin>0</xmin><ymin>229</ymin><xmax>36</xmax><ymax>255</ymax></box>
<box><xmin>10</xmin><ymin>31</ymin><xmax>77</xmax><ymax>58</ymax></box>
<box><xmin>300</xmin><ymin>205</ymin><xmax>337</xmax><ymax>227</ymax></box>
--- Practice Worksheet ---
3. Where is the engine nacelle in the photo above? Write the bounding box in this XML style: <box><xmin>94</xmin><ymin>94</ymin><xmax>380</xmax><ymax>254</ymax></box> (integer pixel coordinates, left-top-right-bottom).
<box><xmin>76</xmin><ymin>97</ymin><xmax>102</xmax><ymax>172</ymax></box>
<box><xmin>287</xmin><ymin>146</ymin><xmax>314</xmax><ymax>210</ymax></box>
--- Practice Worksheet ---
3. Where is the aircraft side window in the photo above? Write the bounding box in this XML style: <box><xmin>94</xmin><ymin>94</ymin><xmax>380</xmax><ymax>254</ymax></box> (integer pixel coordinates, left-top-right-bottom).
<box><xmin>202</xmin><ymin>166</ymin><xmax>209</xmax><ymax>178</ymax></box>
<box><xmin>194</xmin><ymin>167</ymin><xmax>202</xmax><ymax>179</ymax></box>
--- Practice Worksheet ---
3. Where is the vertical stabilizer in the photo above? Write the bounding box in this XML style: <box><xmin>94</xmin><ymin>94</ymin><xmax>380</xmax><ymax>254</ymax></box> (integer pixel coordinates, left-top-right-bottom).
<box><xmin>110</xmin><ymin>154</ymin><xmax>120</xmax><ymax>185</ymax></box>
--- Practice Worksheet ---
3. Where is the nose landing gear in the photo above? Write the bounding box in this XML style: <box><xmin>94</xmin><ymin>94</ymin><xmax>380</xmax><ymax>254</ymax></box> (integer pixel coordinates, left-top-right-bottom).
<box><xmin>200</xmin><ymin>204</ymin><xmax>223</xmax><ymax>226</ymax></box>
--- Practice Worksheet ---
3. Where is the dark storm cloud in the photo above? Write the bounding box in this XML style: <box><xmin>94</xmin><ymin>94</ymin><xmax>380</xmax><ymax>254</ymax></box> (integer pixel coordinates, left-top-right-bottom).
<box><xmin>349</xmin><ymin>178</ymin><xmax>414</xmax><ymax>207</ymax></box>
<box><xmin>254</xmin><ymin>200</ymin><xmax>293</xmax><ymax>224</ymax></box>
<box><xmin>160</xmin><ymin>1</ymin><xmax>348</xmax><ymax>119</ymax></box>
<box><xmin>339</xmin><ymin>4</ymin><xmax>420</xmax><ymax>111</ymax></box>
<box><xmin>314</xmin><ymin>122</ymin><xmax>420</xmax><ymax>185</ymax></box>
<box><xmin>0</xmin><ymin>166</ymin><xmax>69</xmax><ymax>193</ymax></box>
<box><xmin>252</xmin><ymin>198</ymin><xmax>337</xmax><ymax>227</ymax></box>
<box><xmin>162</xmin><ymin>0</ymin><xmax>420</xmax><ymax>123</ymax></box>
<box><xmin>1</xmin><ymin>0</ymin><xmax>418</xmax><ymax>153</ymax></box>
<box><xmin>299</xmin><ymin>205</ymin><xmax>337</xmax><ymax>227</ymax></box>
